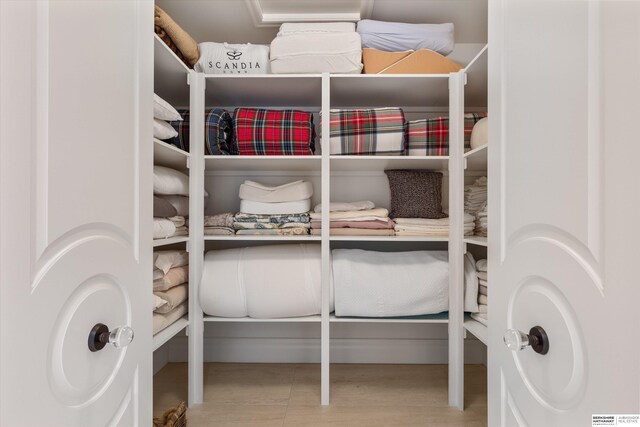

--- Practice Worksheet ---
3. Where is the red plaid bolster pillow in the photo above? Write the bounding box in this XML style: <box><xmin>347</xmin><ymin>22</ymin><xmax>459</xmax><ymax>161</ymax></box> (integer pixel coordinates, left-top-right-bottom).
<box><xmin>405</xmin><ymin>112</ymin><xmax>487</xmax><ymax>156</ymax></box>
<box><xmin>233</xmin><ymin>108</ymin><xmax>316</xmax><ymax>155</ymax></box>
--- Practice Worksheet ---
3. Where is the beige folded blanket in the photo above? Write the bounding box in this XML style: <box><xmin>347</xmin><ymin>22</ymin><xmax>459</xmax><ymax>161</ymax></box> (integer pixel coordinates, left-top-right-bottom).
<box><xmin>154</xmin><ymin>5</ymin><xmax>200</xmax><ymax>67</ymax></box>
<box><xmin>310</xmin><ymin>228</ymin><xmax>394</xmax><ymax>236</ymax></box>
<box><xmin>153</xmin><ymin>301</ymin><xmax>188</xmax><ymax>335</ymax></box>
<box><xmin>153</xmin><ymin>266</ymin><xmax>188</xmax><ymax>291</ymax></box>
<box><xmin>154</xmin><ymin>283</ymin><xmax>188</xmax><ymax>314</ymax></box>
<box><xmin>309</xmin><ymin>208</ymin><xmax>389</xmax><ymax>221</ymax></box>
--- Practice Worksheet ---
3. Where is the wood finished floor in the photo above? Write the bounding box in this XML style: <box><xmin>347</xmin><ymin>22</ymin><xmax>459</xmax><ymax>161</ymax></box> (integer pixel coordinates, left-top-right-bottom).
<box><xmin>154</xmin><ymin>363</ymin><xmax>487</xmax><ymax>427</ymax></box>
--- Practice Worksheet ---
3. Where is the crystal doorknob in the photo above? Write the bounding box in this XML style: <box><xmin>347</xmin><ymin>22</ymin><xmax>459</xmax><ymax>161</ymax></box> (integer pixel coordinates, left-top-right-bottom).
<box><xmin>503</xmin><ymin>326</ymin><xmax>549</xmax><ymax>355</ymax></box>
<box><xmin>88</xmin><ymin>323</ymin><xmax>134</xmax><ymax>352</ymax></box>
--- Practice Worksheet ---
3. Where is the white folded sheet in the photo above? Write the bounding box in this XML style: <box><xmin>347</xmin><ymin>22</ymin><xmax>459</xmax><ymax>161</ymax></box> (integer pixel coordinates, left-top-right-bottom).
<box><xmin>332</xmin><ymin>249</ymin><xmax>478</xmax><ymax>317</ymax></box>
<box><xmin>313</xmin><ymin>201</ymin><xmax>375</xmax><ymax>213</ymax></box>
<box><xmin>278</xmin><ymin>22</ymin><xmax>355</xmax><ymax>37</ymax></box>
<box><xmin>200</xmin><ymin>244</ymin><xmax>334</xmax><ymax>318</ymax></box>
<box><xmin>239</xmin><ymin>198</ymin><xmax>311</xmax><ymax>215</ymax></box>
<box><xmin>310</xmin><ymin>208</ymin><xmax>389</xmax><ymax>221</ymax></box>
<box><xmin>394</xmin><ymin>213</ymin><xmax>475</xmax><ymax>226</ymax></box>
<box><xmin>270</xmin><ymin>33</ymin><xmax>363</xmax><ymax>74</ymax></box>
<box><xmin>239</xmin><ymin>180</ymin><xmax>313</xmax><ymax>203</ymax></box>
<box><xmin>153</xmin><ymin>218</ymin><xmax>176</xmax><ymax>239</ymax></box>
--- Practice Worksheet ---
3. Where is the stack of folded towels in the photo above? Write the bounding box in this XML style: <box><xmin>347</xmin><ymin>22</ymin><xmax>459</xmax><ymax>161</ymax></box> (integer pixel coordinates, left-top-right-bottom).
<box><xmin>475</xmin><ymin>202</ymin><xmax>488</xmax><ymax>236</ymax></box>
<box><xmin>232</xmin><ymin>180</ymin><xmax>313</xmax><ymax>236</ymax></box>
<box><xmin>153</xmin><ymin>166</ymin><xmax>190</xmax><ymax>240</ymax></box>
<box><xmin>393</xmin><ymin>213</ymin><xmax>476</xmax><ymax>236</ymax></box>
<box><xmin>200</xmin><ymin>212</ymin><xmax>235</xmax><ymax>236</ymax></box>
<box><xmin>471</xmin><ymin>259</ymin><xmax>488</xmax><ymax>326</ymax></box>
<box><xmin>464</xmin><ymin>176</ymin><xmax>488</xmax><ymax>214</ymax></box>
<box><xmin>153</xmin><ymin>250</ymin><xmax>189</xmax><ymax>335</ymax></box>
<box><xmin>309</xmin><ymin>202</ymin><xmax>394</xmax><ymax>236</ymax></box>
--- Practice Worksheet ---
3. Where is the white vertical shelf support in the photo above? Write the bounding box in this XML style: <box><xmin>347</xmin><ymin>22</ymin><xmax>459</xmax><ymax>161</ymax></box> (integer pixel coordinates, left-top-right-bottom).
<box><xmin>320</xmin><ymin>72</ymin><xmax>331</xmax><ymax>406</ymax></box>
<box><xmin>448</xmin><ymin>71</ymin><xmax>466</xmax><ymax>410</ymax></box>
<box><xmin>187</xmin><ymin>71</ymin><xmax>205</xmax><ymax>406</ymax></box>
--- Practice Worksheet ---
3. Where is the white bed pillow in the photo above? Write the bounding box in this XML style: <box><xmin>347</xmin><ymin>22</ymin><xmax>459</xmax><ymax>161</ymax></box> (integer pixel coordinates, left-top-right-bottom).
<box><xmin>154</xmin><ymin>250</ymin><xmax>189</xmax><ymax>275</ymax></box>
<box><xmin>154</xmin><ymin>94</ymin><xmax>182</xmax><ymax>121</ymax></box>
<box><xmin>154</xmin><ymin>119</ymin><xmax>178</xmax><ymax>140</ymax></box>
<box><xmin>153</xmin><ymin>294</ymin><xmax>168</xmax><ymax>311</ymax></box>
<box><xmin>153</xmin><ymin>166</ymin><xmax>189</xmax><ymax>196</ymax></box>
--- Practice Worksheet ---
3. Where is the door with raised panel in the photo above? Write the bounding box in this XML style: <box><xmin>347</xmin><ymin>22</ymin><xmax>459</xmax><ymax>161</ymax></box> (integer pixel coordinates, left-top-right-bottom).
<box><xmin>0</xmin><ymin>1</ymin><xmax>153</xmax><ymax>425</ymax></box>
<box><xmin>488</xmin><ymin>1</ymin><xmax>640</xmax><ymax>425</ymax></box>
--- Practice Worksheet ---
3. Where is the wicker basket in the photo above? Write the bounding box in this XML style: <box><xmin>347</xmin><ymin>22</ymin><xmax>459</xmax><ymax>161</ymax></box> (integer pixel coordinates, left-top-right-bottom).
<box><xmin>153</xmin><ymin>401</ymin><xmax>187</xmax><ymax>427</ymax></box>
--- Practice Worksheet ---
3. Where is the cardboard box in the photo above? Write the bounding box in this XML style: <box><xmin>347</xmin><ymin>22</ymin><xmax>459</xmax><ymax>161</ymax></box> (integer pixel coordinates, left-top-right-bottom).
<box><xmin>362</xmin><ymin>48</ymin><xmax>463</xmax><ymax>74</ymax></box>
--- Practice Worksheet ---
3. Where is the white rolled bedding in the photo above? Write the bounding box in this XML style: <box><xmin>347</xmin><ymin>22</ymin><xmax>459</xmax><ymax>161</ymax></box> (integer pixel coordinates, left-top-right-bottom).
<box><xmin>200</xmin><ymin>244</ymin><xmax>332</xmax><ymax>318</ymax></box>
<box><xmin>199</xmin><ymin>245</ymin><xmax>478</xmax><ymax>319</ymax></box>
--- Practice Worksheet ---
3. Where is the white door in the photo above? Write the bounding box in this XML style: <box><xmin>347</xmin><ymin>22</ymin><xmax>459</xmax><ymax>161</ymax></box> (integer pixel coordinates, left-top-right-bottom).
<box><xmin>488</xmin><ymin>1</ymin><xmax>640</xmax><ymax>426</ymax></box>
<box><xmin>0</xmin><ymin>1</ymin><xmax>153</xmax><ymax>425</ymax></box>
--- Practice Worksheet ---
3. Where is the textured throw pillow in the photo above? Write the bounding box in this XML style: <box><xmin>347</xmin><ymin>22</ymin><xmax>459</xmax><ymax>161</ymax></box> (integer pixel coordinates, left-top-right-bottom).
<box><xmin>385</xmin><ymin>170</ymin><xmax>446</xmax><ymax>219</ymax></box>
<box><xmin>153</xmin><ymin>93</ymin><xmax>182</xmax><ymax>121</ymax></box>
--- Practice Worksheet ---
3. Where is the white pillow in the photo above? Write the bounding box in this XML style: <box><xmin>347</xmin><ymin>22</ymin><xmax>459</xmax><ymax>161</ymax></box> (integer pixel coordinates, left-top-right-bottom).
<box><xmin>153</xmin><ymin>294</ymin><xmax>168</xmax><ymax>311</ymax></box>
<box><xmin>470</xmin><ymin>117</ymin><xmax>488</xmax><ymax>149</ymax></box>
<box><xmin>154</xmin><ymin>250</ymin><xmax>189</xmax><ymax>275</ymax></box>
<box><xmin>154</xmin><ymin>94</ymin><xmax>182</xmax><ymax>121</ymax></box>
<box><xmin>154</xmin><ymin>165</ymin><xmax>189</xmax><ymax>196</ymax></box>
<box><xmin>153</xmin><ymin>119</ymin><xmax>178</xmax><ymax>140</ymax></box>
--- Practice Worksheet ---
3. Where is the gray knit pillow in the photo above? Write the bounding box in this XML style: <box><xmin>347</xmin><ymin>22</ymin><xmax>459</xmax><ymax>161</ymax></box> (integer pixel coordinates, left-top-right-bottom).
<box><xmin>385</xmin><ymin>170</ymin><xmax>446</xmax><ymax>219</ymax></box>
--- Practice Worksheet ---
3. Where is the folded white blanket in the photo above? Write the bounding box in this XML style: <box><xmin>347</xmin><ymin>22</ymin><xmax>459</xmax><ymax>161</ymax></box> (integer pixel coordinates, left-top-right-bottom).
<box><xmin>239</xmin><ymin>199</ymin><xmax>311</xmax><ymax>215</ymax></box>
<box><xmin>394</xmin><ymin>213</ymin><xmax>475</xmax><ymax>226</ymax></box>
<box><xmin>153</xmin><ymin>218</ymin><xmax>176</xmax><ymax>239</ymax></box>
<box><xmin>200</xmin><ymin>244</ymin><xmax>333</xmax><ymax>318</ymax></box>
<box><xmin>239</xmin><ymin>180</ymin><xmax>313</xmax><ymax>203</ymax></box>
<box><xmin>313</xmin><ymin>201</ymin><xmax>375</xmax><ymax>213</ymax></box>
<box><xmin>270</xmin><ymin>33</ymin><xmax>363</xmax><ymax>74</ymax></box>
<box><xmin>278</xmin><ymin>22</ymin><xmax>355</xmax><ymax>37</ymax></box>
<box><xmin>476</xmin><ymin>259</ymin><xmax>488</xmax><ymax>272</ymax></box>
<box><xmin>310</xmin><ymin>208</ymin><xmax>389</xmax><ymax>221</ymax></box>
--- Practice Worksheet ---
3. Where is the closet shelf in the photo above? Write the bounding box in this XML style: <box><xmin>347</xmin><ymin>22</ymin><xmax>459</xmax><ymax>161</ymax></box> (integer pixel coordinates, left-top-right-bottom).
<box><xmin>154</xmin><ymin>34</ymin><xmax>189</xmax><ymax>108</ymax></box>
<box><xmin>204</xmin><ymin>155</ymin><xmax>321</xmax><ymax>173</ymax></box>
<box><xmin>464</xmin><ymin>316</ymin><xmax>487</xmax><ymax>346</ymax></box>
<box><xmin>331</xmin><ymin>313</ymin><xmax>448</xmax><ymax>323</ymax></box>
<box><xmin>154</xmin><ymin>139</ymin><xmax>189</xmax><ymax>170</ymax></box>
<box><xmin>153</xmin><ymin>236</ymin><xmax>189</xmax><ymax>247</ymax></box>
<box><xmin>464</xmin><ymin>236</ymin><xmax>488</xmax><ymax>247</ymax></box>
<box><xmin>464</xmin><ymin>144</ymin><xmax>487</xmax><ymax>171</ymax></box>
<box><xmin>330</xmin><ymin>156</ymin><xmax>449</xmax><ymax>172</ymax></box>
<box><xmin>153</xmin><ymin>316</ymin><xmax>189</xmax><ymax>351</ymax></box>
<box><xmin>204</xmin><ymin>315</ymin><xmax>321</xmax><ymax>323</ymax></box>
<box><xmin>330</xmin><ymin>236</ymin><xmax>449</xmax><ymax>243</ymax></box>
<box><xmin>204</xmin><ymin>235</ymin><xmax>321</xmax><ymax>242</ymax></box>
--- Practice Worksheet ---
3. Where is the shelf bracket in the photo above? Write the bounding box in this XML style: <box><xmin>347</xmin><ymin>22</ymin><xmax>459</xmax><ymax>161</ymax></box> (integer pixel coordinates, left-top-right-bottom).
<box><xmin>186</xmin><ymin>156</ymin><xmax>191</xmax><ymax>169</ymax></box>
<box><xmin>186</xmin><ymin>241</ymin><xmax>190</xmax><ymax>253</ymax></box>
<box><xmin>463</xmin><ymin>158</ymin><xmax>468</xmax><ymax>170</ymax></box>
<box><xmin>463</xmin><ymin>242</ymin><xmax>468</xmax><ymax>254</ymax></box>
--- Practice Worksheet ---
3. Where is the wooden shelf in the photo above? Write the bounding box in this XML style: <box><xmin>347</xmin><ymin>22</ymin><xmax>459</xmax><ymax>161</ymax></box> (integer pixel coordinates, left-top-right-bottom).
<box><xmin>331</xmin><ymin>313</ymin><xmax>448</xmax><ymax>323</ymax></box>
<box><xmin>153</xmin><ymin>236</ymin><xmax>188</xmax><ymax>247</ymax></box>
<box><xmin>154</xmin><ymin>34</ymin><xmax>189</xmax><ymax>108</ymax></box>
<box><xmin>330</xmin><ymin>155</ymin><xmax>449</xmax><ymax>172</ymax></box>
<box><xmin>154</xmin><ymin>139</ymin><xmax>189</xmax><ymax>170</ymax></box>
<box><xmin>204</xmin><ymin>315</ymin><xmax>321</xmax><ymax>323</ymax></box>
<box><xmin>204</xmin><ymin>235</ymin><xmax>320</xmax><ymax>241</ymax></box>
<box><xmin>330</xmin><ymin>236</ymin><xmax>448</xmax><ymax>242</ymax></box>
<box><xmin>464</xmin><ymin>315</ymin><xmax>488</xmax><ymax>346</ymax></box>
<box><xmin>465</xmin><ymin>144</ymin><xmax>487</xmax><ymax>171</ymax></box>
<box><xmin>464</xmin><ymin>236</ymin><xmax>488</xmax><ymax>247</ymax></box>
<box><xmin>205</xmin><ymin>155</ymin><xmax>320</xmax><ymax>173</ymax></box>
<box><xmin>153</xmin><ymin>316</ymin><xmax>188</xmax><ymax>351</ymax></box>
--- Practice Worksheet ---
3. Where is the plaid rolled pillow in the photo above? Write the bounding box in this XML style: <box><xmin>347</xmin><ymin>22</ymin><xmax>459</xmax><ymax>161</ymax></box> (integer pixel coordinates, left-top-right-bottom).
<box><xmin>325</xmin><ymin>107</ymin><xmax>405</xmax><ymax>155</ymax></box>
<box><xmin>169</xmin><ymin>108</ymin><xmax>235</xmax><ymax>155</ymax></box>
<box><xmin>233</xmin><ymin>108</ymin><xmax>316</xmax><ymax>155</ymax></box>
<box><xmin>405</xmin><ymin>112</ymin><xmax>488</xmax><ymax>156</ymax></box>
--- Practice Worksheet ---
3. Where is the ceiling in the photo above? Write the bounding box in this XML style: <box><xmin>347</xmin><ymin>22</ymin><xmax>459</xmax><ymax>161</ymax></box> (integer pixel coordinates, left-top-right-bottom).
<box><xmin>155</xmin><ymin>0</ymin><xmax>488</xmax><ymax>45</ymax></box>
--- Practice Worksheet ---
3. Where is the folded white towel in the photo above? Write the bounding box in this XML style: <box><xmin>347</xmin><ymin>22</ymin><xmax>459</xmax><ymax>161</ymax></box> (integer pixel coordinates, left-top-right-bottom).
<box><xmin>309</xmin><ymin>208</ymin><xmax>389</xmax><ymax>221</ymax></box>
<box><xmin>394</xmin><ymin>213</ymin><xmax>475</xmax><ymax>226</ymax></box>
<box><xmin>240</xmin><ymin>198</ymin><xmax>311</xmax><ymax>215</ymax></box>
<box><xmin>477</xmin><ymin>271</ymin><xmax>488</xmax><ymax>280</ymax></box>
<box><xmin>313</xmin><ymin>201</ymin><xmax>375</xmax><ymax>213</ymax></box>
<box><xmin>153</xmin><ymin>218</ymin><xmax>176</xmax><ymax>239</ymax></box>
<box><xmin>239</xmin><ymin>180</ymin><xmax>313</xmax><ymax>203</ymax></box>
<box><xmin>479</xmin><ymin>279</ymin><xmax>488</xmax><ymax>287</ymax></box>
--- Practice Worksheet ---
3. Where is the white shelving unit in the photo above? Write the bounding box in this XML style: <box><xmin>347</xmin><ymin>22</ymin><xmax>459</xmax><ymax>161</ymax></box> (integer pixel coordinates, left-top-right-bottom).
<box><xmin>464</xmin><ymin>315</ymin><xmax>488</xmax><ymax>346</ymax></box>
<box><xmin>153</xmin><ymin>236</ymin><xmax>189</xmax><ymax>247</ymax></box>
<box><xmin>154</xmin><ymin>30</ymin><xmax>488</xmax><ymax>409</ymax></box>
<box><xmin>153</xmin><ymin>316</ymin><xmax>189</xmax><ymax>351</ymax></box>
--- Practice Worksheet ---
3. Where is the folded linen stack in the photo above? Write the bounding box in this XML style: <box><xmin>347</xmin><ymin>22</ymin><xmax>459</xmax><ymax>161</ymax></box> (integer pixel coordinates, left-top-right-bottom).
<box><xmin>309</xmin><ymin>202</ymin><xmax>394</xmax><ymax>236</ymax></box>
<box><xmin>475</xmin><ymin>202</ymin><xmax>488</xmax><ymax>236</ymax></box>
<box><xmin>464</xmin><ymin>176</ymin><xmax>488</xmax><ymax>214</ymax></box>
<box><xmin>153</xmin><ymin>94</ymin><xmax>182</xmax><ymax>142</ymax></box>
<box><xmin>153</xmin><ymin>166</ymin><xmax>192</xmax><ymax>240</ymax></box>
<box><xmin>200</xmin><ymin>213</ymin><xmax>235</xmax><ymax>236</ymax></box>
<box><xmin>233</xmin><ymin>180</ymin><xmax>313</xmax><ymax>235</ymax></box>
<box><xmin>153</xmin><ymin>250</ymin><xmax>189</xmax><ymax>335</ymax></box>
<box><xmin>393</xmin><ymin>213</ymin><xmax>476</xmax><ymax>236</ymax></box>
<box><xmin>471</xmin><ymin>259</ymin><xmax>488</xmax><ymax>325</ymax></box>
<box><xmin>270</xmin><ymin>22</ymin><xmax>363</xmax><ymax>74</ymax></box>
